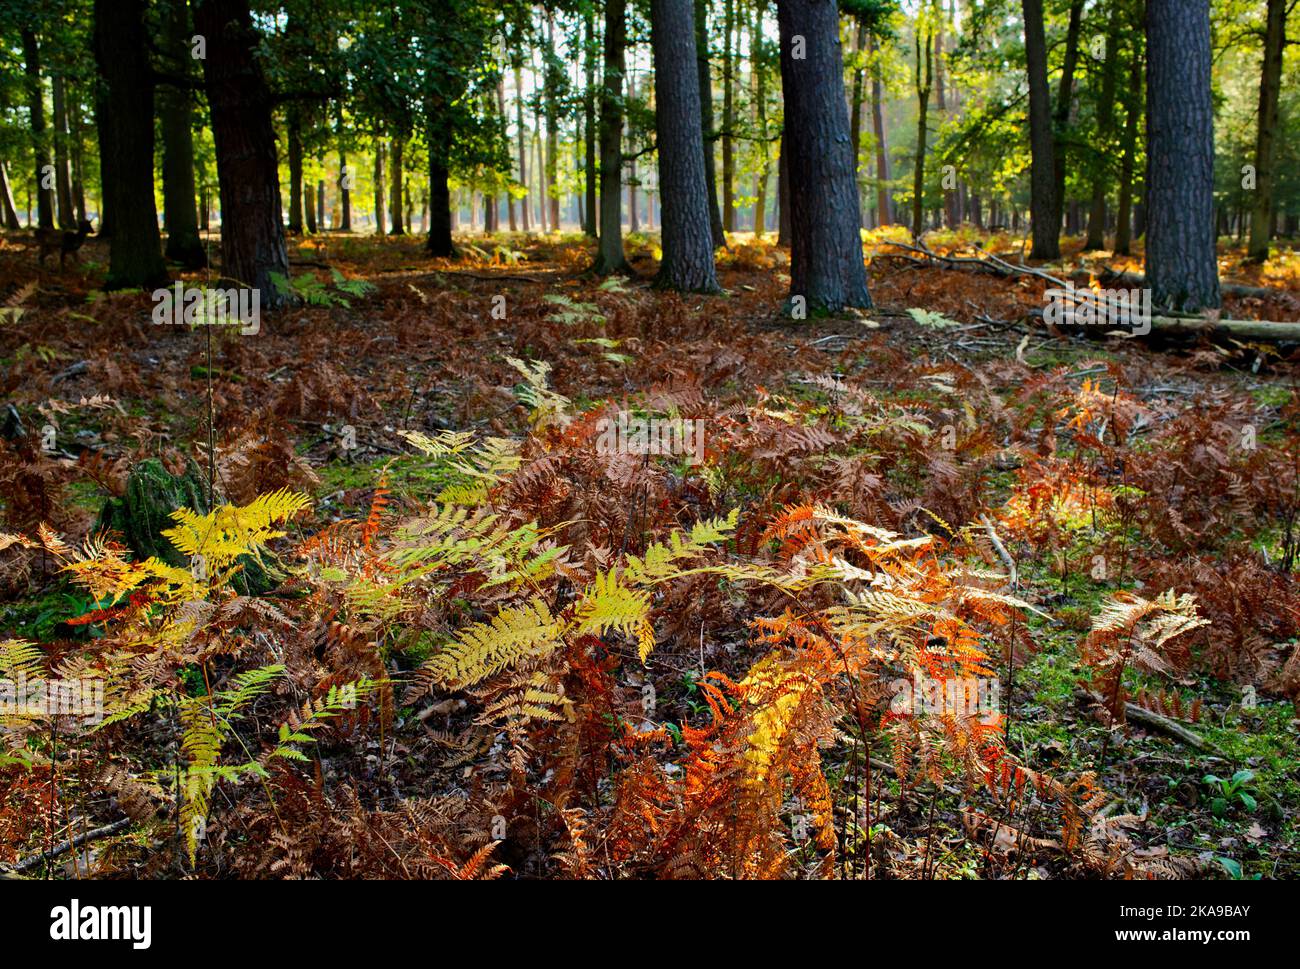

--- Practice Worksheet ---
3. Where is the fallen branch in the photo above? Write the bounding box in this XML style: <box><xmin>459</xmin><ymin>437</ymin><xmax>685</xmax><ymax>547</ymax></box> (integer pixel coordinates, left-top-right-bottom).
<box><xmin>1</xmin><ymin>817</ymin><xmax>131</xmax><ymax>874</ymax></box>
<box><xmin>1039</xmin><ymin>308</ymin><xmax>1300</xmax><ymax>342</ymax></box>
<box><xmin>1078</xmin><ymin>690</ymin><xmax>1221</xmax><ymax>753</ymax></box>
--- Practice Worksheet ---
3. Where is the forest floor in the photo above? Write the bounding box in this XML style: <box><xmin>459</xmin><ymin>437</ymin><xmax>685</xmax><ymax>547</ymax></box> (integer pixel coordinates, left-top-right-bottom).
<box><xmin>0</xmin><ymin>226</ymin><xmax>1297</xmax><ymax>879</ymax></box>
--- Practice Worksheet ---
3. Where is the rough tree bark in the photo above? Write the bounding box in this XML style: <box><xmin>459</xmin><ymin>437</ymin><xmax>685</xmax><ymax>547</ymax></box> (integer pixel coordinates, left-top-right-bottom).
<box><xmin>338</xmin><ymin>147</ymin><xmax>352</xmax><ymax>231</ymax></box>
<box><xmin>1021</xmin><ymin>0</ymin><xmax>1059</xmax><ymax>259</ymax></box>
<box><xmin>1247</xmin><ymin>0</ymin><xmax>1286</xmax><ymax>262</ymax></box>
<box><xmin>514</xmin><ymin>62</ymin><xmax>530</xmax><ymax>232</ymax></box>
<box><xmin>1050</xmin><ymin>0</ymin><xmax>1084</xmax><ymax>243</ymax></box>
<box><xmin>584</xmin><ymin>10</ymin><xmax>598</xmax><ymax>237</ymax></box>
<box><xmin>51</xmin><ymin>74</ymin><xmax>74</xmax><ymax>229</ymax></box>
<box><xmin>194</xmin><ymin>0</ymin><xmax>290</xmax><ymax>307</ymax></box>
<box><xmin>372</xmin><ymin>137</ymin><xmax>385</xmax><ymax>235</ymax></box>
<box><xmin>1084</xmin><ymin>4</ymin><xmax>1123</xmax><ymax>251</ymax></box>
<box><xmin>1114</xmin><ymin>49</ymin><xmax>1141</xmax><ymax>255</ymax></box>
<box><xmin>593</xmin><ymin>0</ymin><xmax>630</xmax><ymax>274</ymax></box>
<box><xmin>159</xmin><ymin>0</ymin><xmax>206</xmax><ymax>268</ymax></box>
<box><xmin>1144</xmin><ymin>0</ymin><xmax>1220</xmax><ymax>311</ymax></box>
<box><xmin>870</xmin><ymin>33</ymin><xmax>891</xmax><ymax>226</ymax></box>
<box><xmin>721</xmin><ymin>0</ymin><xmax>735</xmax><ymax>232</ymax></box>
<box><xmin>0</xmin><ymin>163</ymin><xmax>20</xmax><ymax>229</ymax></box>
<box><xmin>777</xmin><ymin>0</ymin><xmax>871</xmax><ymax>311</ymax></box>
<box><xmin>389</xmin><ymin>136</ymin><xmax>406</xmax><ymax>235</ymax></box>
<box><xmin>695</xmin><ymin>0</ymin><xmax>726</xmax><ymax>247</ymax></box>
<box><xmin>93</xmin><ymin>0</ymin><xmax>166</xmax><ymax>289</ymax></box>
<box><xmin>650</xmin><ymin>0</ymin><xmax>720</xmax><ymax>292</ymax></box>
<box><xmin>911</xmin><ymin>27</ymin><xmax>932</xmax><ymax>240</ymax></box>
<box><xmin>20</xmin><ymin>29</ymin><xmax>55</xmax><ymax>229</ymax></box>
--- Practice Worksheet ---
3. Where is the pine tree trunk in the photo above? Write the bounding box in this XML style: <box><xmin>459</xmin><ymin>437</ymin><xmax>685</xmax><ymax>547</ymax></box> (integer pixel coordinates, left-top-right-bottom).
<box><xmin>93</xmin><ymin>0</ymin><xmax>166</xmax><ymax>289</ymax></box>
<box><xmin>373</xmin><ymin>138</ymin><xmax>385</xmax><ymax>235</ymax></box>
<box><xmin>753</xmin><ymin>0</ymin><xmax>770</xmax><ymax>237</ymax></box>
<box><xmin>695</xmin><ymin>0</ymin><xmax>726</xmax><ymax>247</ymax></box>
<box><xmin>594</xmin><ymin>0</ymin><xmax>629</xmax><ymax>273</ymax></box>
<box><xmin>650</xmin><ymin>0</ymin><xmax>720</xmax><ymax>292</ymax></box>
<box><xmin>51</xmin><ymin>74</ymin><xmax>75</xmax><ymax>229</ymax></box>
<box><xmin>426</xmin><ymin>159</ymin><xmax>454</xmax><ymax>256</ymax></box>
<box><xmin>911</xmin><ymin>29</ymin><xmax>932</xmax><ymax>240</ymax></box>
<box><xmin>287</xmin><ymin>108</ymin><xmax>305</xmax><ymax>234</ymax></box>
<box><xmin>1114</xmin><ymin>49</ymin><xmax>1141</xmax><ymax>256</ymax></box>
<box><xmin>194</xmin><ymin>0</ymin><xmax>289</xmax><ymax>307</ymax></box>
<box><xmin>1144</xmin><ymin>0</ymin><xmax>1220</xmax><ymax>311</ymax></box>
<box><xmin>339</xmin><ymin>148</ymin><xmax>352</xmax><ymax>231</ymax></box>
<box><xmin>0</xmin><ymin>163</ymin><xmax>20</xmax><ymax>229</ymax></box>
<box><xmin>69</xmin><ymin>90</ymin><xmax>87</xmax><ymax>223</ymax></box>
<box><xmin>869</xmin><ymin>34</ymin><xmax>892</xmax><ymax>226</ymax></box>
<box><xmin>721</xmin><ymin>0</ymin><xmax>735</xmax><ymax>233</ymax></box>
<box><xmin>1050</xmin><ymin>0</ymin><xmax>1084</xmax><ymax>241</ymax></box>
<box><xmin>777</xmin><ymin>0</ymin><xmax>871</xmax><ymax>311</ymax></box>
<box><xmin>1084</xmin><ymin>6</ymin><xmax>1123</xmax><ymax>251</ymax></box>
<box><xmin>777</xmin><ymin>127</ymin><xmax>790</xmax><ymax>246</ymax></box>
<box><xmin>389</xmin><ymin>137</ymin><xmax>406</xmax><ymax>235</ymax></box>
<box><xmin>159</xmin><ymin>0</ymin><xmax>205</xmax><ymax>268</ymax></box>
<box><xmin>499</xmin><ymin>76</ymin><xmax>517</xmax><ymax>232</ymax></box>
<box><xmin>849</xmin><ymin>20</ymin><xmax>866</xmax><ymax>221</ymax></box>
<box><xmin>545</xmin><ymin>11</ymin><xmax>561</xmax><ymax>233</ymax></box>
<box><xmin>514</xmin><ymin>63</ymin><xmax>530</xmax><ymax>233</ymax></box>
<box><xmin>20</xmin><ymin>29</ymin><xmax>55</xmax><ymax>230</ymax></box>
<box><xmin>1247</xmin><ymin>0</ymin><xmax>1286</xmax><ymax>262</ymax></box>
<box><xmin>584</xmin><ymin>10</ymin><xmax>598</xmax><ymax>237</ymax></box>
<box><xmin>1021</xmin><ymin>0</ymin><xmax>1059</xmax><ymax>259</ymax></box>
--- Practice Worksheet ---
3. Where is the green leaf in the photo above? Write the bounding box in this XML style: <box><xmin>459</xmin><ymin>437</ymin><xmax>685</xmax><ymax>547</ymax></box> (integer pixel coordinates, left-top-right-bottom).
<box><xmin>1216</xmin><ymin>856</ymin><xmax>1243</xmax><ymax>879</ymax></box>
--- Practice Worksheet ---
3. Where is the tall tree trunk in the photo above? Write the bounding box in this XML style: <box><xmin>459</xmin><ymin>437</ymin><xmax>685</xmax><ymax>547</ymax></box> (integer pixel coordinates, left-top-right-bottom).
<box><xmin>287</xmin><ymin>108</ymin><xmax>305</xmax><ymax>234</ymax></box>
<box><xmin>1145</xmin><ymin>0</ymin><xmax>1219</xmax><ymax>311</ymax></box>
<box><xmin>1051</xmin><ymin>0</ymin><xmax>1084</xmax><ymax>241</ymax></box>
<box><xmin>695</xmin><ymin>0</ymin><xmax>726</xmax><ymax>246</ymax></box>
<box><xmin>69</xmin><ymin>90</ymin><xmax>87</xmax><ymax>223</ymax></box>
<box><xmin>594</xmin><ymin>0</ymin><xmax>629</xmax><ymax>273</ymax></box>
<box><xmin>159</xmin><ymin>0</ymin><xmax>205</xmax><ymax>268</ymax></box>
<box><xmin>93</xmin><ymin>0</ymin><xmax>166</xmax><ymax>288</ymax></box>
<box><xmin>934</xmin><ymin>12</ymin><xmax>946</xmax><ymax>111</ymax></box>
<box><xmin>584</xmin><ymin>11</ymin><xmax>598</xmax><ymax>237</ymax></box>
<box><xmin>1247</xmin><ymin>0</ymin><xmax>1286</xmax><ymax>262</ymax></box>
<box><xmin>426</xmin><ymin>158</ymin><xmax>454</xmax><ymax>257</ymax></box>
<box><xmin>1021</xmin><ymin>0</ymin><xmax>1059</xmax><ymax>259</ymax></box>
<box><xmin>777</xmin><ymin>0</ymin><xmax>871</xmax><ymax>311</ymax></box>
<box><xmin>372</xmin><ymin>137</ymin><xmax>385</xmax><ymax>235</ymax></box>
<box><xmin>339</xmin><ymin>148</ymin><xmax>352</xmax><ymax>231</ymax></box>
<box><xmin>650</xmin><ymin>0</ymin><xmax>720</xmax><ymax>292</ymax></box>
<box><xmin>51</xmin><ymin>74</ymin><xmax>75</xmax><ymax>229</ymax></box>
<box><xmin>545</xmin><ymin>11</ymin><xmax>561</xmax><ymax>233</ymax></box>
<box><xmin>1114</xmin><ymin>49</ymin><xmax>1141</xmax><ymax>255</ymax></box>
<box><xmin>389</xmin><ymin>137</ymin><xmax>406</xmax><ymax>235</ymax></box>
<box><xmin>498</xmin><ymin>76</ymin><xmax>517</xmax><ymax>232</ymax></box>
<box><xmin>628</xmin><ymin>71</ymin><xmax>639</xmax><ymax>234</ymax></box>
<box><xmin>194</xmin><ymin>0</ymin><xmax>289</xmax><ymax>307</ymax></box>
<box><xmin>753</xmin><ymin>0</ymin><xmax>770</xmax><ymax>237</ymax></box>
<box><xmin>20</xmin><ymin>29</ymin><xmax>55</xmax><ymax>230</ymax></box>
<box><xmin>849</xmin><ymin>20</ymin><xmax>866</xmax><ymax>217</ymax></box>
<box><xmin>317</xmin><ymin>180</ymin><xmax>325</xmax><ymax>231</ymax></box>
<box><xmin>869</xmin><ymin>34</ymin><xmax>892</xmax><ymax>226</ymax></box>
<box><xmin>0</xmin><ymin>163</ymin><xmax>21</xmax><ymax>229</ymax></box>
<box><xmin>514</xmin><ymin>63</ymin><xmax>530</xmax><ymax>232</ymax></box>
<box><xmin>1084</xmin><ymin>4</ymin><xmax>1123</xmax><ymax>251</ymax></box>
<box><xmin>777</xmin><ymin>127</ymin><xmax>790</xmax><ymax>246</ymax></box>
<box><xmin>911</xmin><ymin>27</ymin><xmax>932</xmax><ymax>240</ymax></box>
<box><xmin>721</xmin><ymin>0</ymin><xmax>735</xmax><ymax>232</ymax></box>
